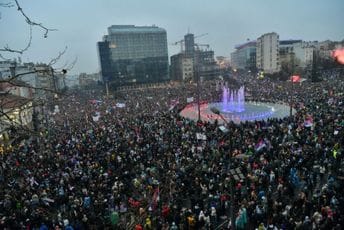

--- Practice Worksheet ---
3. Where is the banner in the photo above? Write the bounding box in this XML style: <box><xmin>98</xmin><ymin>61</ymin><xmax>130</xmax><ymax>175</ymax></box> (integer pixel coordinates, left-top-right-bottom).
<box><xmin>116</xmin><ymin>103</ymin><xmax>126</xmax><ymax>108</ymax></box>
<box><xmin>219</xmin><ymin>125</ymin><xmax>228</xmax><ymax>133</ymax></box>
<box><xmin>92</xmin><ymin>112</ymin><xmax>100</xmax><ymax>122</ymax></box>
<box><xmin>196</xmin><ymin>133</ymin><xmax>207</xmax><ymax>140</ymax></box>
<box><xmin>187</xmin><ymin>97</ymin><xmax>194</xmax><ymax>103</ymax></box>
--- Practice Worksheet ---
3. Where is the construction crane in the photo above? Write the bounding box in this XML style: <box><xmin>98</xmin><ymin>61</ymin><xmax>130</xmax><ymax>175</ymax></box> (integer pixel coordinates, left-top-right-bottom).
<box><xmin>194</xmin><ymin>33</ymin><xmax>208</xmax><ymax>39</ymax></box>
<box><xmin>195</xmin><ymin>43</ymin><xmax>210</xmax><ymax>51</ymax></box>
<box><xmin>171</xmin><ymin>39</ymin><xmax>185</xmax><ymax>53</ymax></box>
<box><xmin>171</xmin><ymin>33</ymin><xmax>209</xmax><ymax>53</ymax></box>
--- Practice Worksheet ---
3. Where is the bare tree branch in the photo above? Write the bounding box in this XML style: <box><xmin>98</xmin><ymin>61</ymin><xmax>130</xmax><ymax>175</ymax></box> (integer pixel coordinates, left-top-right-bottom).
<box><xmin>56</xmin><ymin>56</ymin><xmax>78</xmax><ymax>71</ymax></box>
<box><xmin>0</xmin><ymin>53</ymin><xmax>11</xmax><ymax>61</ymax></box>
<box><xmin>48</xmin><ymin>46</ymin><xmax>68</xmax><ymax>66</ymax></box>
<box><xmin>0</xmin><ymin>2</ymin><xmax>14</xmax><ymax>8</ymax></box>
<box><xmin>0</xmin><ymin>0</ymin><xmax>57</xmax><ymax>55</ymax></box>
<box><xmin>0</xmin><ymin>2</ymin><xmax>14</xmax><ymax>20</ymax></box>
<box><xmin>14</xmin><ymin>0</ymin><xmax>57</xmax><ymax>38</ymax></box>
<box><xmin>0</xmin><ymin>25</ymin><xmax>32</xmax><ymax>54</ymax></box>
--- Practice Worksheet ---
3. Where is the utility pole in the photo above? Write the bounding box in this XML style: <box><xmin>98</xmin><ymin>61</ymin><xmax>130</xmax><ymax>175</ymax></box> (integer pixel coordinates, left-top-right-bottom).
<box><xmin>196</xmin><ymin>66</ymin><xmax>201</xmax><ymax>121</ymax></box>
<box><xmin>229</xmin><ymin>168</ymin><xmax>245</xmax><ymax>230</ymax></box>
<box><xmin>106</xmin><ymin>80</ymin><xmax>109</xmax><ymax>97</ymax></box>
<box><xmin>289</xmin><ymin>53</ymin><xmax>296</xmax><ymax>117</ymax></box>
<box><xmin>194</xmin><ymin>44</ymin><xmax>201</xmax><ymax>121</ymax></box>
<box><xmin>311</xmin><ymin>49</ymin><xmax>318</xmax><ymax>82</ymax></box>
<box><xmin>289</xmin><ymin>80</ymin><xmax>294</xmax><ymax>117</ymax></box>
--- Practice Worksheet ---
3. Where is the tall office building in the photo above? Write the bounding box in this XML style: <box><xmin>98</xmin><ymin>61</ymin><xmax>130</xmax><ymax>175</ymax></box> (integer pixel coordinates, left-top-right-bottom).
<box><xmin>230</xmin><ymin>41</ymin><xmax>257</xmax><ymax>71</ymax></box>
<box><xmin>97</xmin><ymin>25</ymin><xmax>169</xmax><ymax>86</ymax></box>
<box><xmin>184</xmin><ymin>33</ymin><xmax>195</xmax><ymax>58</ymax></box>
<box><xmin>256</xmin><ymin>32</ymin><xmax>280</xmax><ymax>74</ymax></box>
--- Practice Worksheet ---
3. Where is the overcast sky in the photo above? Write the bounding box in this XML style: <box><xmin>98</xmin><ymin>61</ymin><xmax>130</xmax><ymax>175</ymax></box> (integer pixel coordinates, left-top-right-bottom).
<box><xmin>1</xmin><ymin>0</ymin><xmax>343</xmax><ymax>74</ymax></box>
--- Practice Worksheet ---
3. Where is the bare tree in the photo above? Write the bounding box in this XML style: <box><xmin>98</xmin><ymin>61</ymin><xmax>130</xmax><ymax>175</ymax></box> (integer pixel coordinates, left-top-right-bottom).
<box><xmin>0</xmin><ymin>0</ymin><xmax>74</xmax><ymax>146</ymax></box>
<box><xmin>0</xmin><ymin>0</ymin><xmax>57</xmax><ymax>57</ymax></box>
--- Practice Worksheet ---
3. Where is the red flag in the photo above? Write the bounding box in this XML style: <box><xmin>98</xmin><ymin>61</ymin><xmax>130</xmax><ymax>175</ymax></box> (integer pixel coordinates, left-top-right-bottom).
<box><xmin>291</xmin><ymin>75</ymin><xmax>301</xmax><ymax>83</ymax></box>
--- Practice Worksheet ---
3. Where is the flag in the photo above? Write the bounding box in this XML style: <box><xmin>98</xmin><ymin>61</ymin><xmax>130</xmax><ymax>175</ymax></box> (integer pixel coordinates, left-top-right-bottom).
<box><xmin>89</xmin><ymin>99</ymin><xmax>102</xmax><ymax>105</ymax></box>
<box><xmin>291</xmin><ymin>75</ymin><xmax>301</xmax><ymax>83</ymax></box>
<box><xmin>255</xmin><ymin>139</ymin><xmax>266</xmax><ymax>152</ymax></box>
<box><xmin>304</xmin><ymin>114</ymin><xmax>313</xmax><ymax>127</ymax></box>
<box><xmin>169</xmin><ymin>99</ymin><xmax>179</xmax><ymax>111</ymax></box>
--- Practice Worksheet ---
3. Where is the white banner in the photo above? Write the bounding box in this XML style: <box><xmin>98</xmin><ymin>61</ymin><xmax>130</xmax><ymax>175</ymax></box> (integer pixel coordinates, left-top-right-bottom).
<box><xmin>219</xmin><ymin>126</ymin><xmax>228</xmax><ymax>133</ymax></box>
<box><xmin>196</xmin><ymin>133</ymin><xmax>207</xmax><ymax>140</ymax></box>
<box><xmin>116</xmin><ymin>103</ymin><xmax>126</xmax><ymax>108</ymax></box>
<box><xmin>187</xmin><ymin>97</ymin><xmax>194</xmax><ymax>103</ymax></box>
<box><xmin>92</xmin><ymin>116</ymin><xmax>100</xmax><ymax>122</ymax></box>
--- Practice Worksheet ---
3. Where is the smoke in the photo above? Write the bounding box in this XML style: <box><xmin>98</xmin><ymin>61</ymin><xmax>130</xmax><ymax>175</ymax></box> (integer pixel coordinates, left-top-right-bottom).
<box><xmin>332</xmin><ymin>48</ymin><xmax>344</xmax><ymax>65</ymax></box>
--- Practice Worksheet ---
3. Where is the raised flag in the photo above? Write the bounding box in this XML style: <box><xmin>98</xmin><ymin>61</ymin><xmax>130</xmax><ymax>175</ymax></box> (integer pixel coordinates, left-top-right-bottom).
<box><xmin>255</xmin><ymin>139</ymin><xmax>266</xmax><ymax>152</ymax></box>
<box><xmin>304</xmin><ymin>114</ymin><xmax>313</xmax><ymax>127</ymax></box>
<box><xmin>291</xmin><ymin>75</ymin><xmax>301</xmax><ymax>83</ymax></box>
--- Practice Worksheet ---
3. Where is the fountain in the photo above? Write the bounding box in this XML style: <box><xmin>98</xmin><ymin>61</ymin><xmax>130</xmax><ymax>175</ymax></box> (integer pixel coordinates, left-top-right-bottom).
<box><xmin>179</xmin><ymin>83</ymin><xmax>292</xmax><ymax>124</ymax></box>
<box><xmin>222</xmin><ymin>86</ymin><xmax>245</xmax><ymax>112</ymax></box>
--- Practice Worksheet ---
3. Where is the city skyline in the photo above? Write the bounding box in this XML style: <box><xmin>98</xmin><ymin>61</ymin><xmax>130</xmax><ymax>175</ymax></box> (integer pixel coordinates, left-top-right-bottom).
<box><xmin>1</xmin><ymin>0</ymin><xmax>343</xmax><ymax>75</ymax></box>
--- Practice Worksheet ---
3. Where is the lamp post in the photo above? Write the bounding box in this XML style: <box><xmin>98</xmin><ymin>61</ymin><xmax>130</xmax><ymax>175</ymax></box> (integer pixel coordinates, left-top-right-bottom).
<box><xmin>228</xmin><ymin>168</ymin><xmax>245</xmax><ymax>230</ymax></box>
<box><xmin>289</xmin><ymin>78</ymin><xmax>294</xmax><ymax>117</ymax></box>
<box><xmin>210</xmin><ymin>107</ymin><xmax>238</xmax><ymax>229</ymax></box>
<box><xmin>290</xmin><ymin>62</ymin><xmax>299</xmax><ymax>117</ymax></box>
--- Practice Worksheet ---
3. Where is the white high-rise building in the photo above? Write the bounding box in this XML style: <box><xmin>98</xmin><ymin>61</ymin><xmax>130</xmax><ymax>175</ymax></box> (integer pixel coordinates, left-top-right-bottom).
<box><xmin>256</xmin><ymin>32</ymin><xmax>280</xmax><ymax>74</ymax></box>
<box><xmin>279</xmin><ymin>40</ymin><xmax>315</xmax><ymax>69</ymax></box>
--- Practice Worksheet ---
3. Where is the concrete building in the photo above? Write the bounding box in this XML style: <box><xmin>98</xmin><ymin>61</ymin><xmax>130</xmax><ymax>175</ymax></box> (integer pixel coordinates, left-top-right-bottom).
<box><xmin>0</xmin><ymin>61</ymin><xmax>65</xmax><ymax>100</ymax></box>
<box><xmin>230</xmin><ymin>41</ymin><xmax>256</xmax><ymax>70</ymax></box>
<box><xmin>196</xmin><ymin>50</ymin><xmax>220</xmax><ymax>80</ymax></box>
<box><xmin>170</xmin><ymin>54</ymin><xmax>194</xmax><ymax>81</ymax></box>
<box><xmin>0</xmin><ymin>93</ymin><xmax>33</xmax><ymax>131</ymax></box>
<box><xmin>79</xmin><ymin>72</ymin><xmax>101</xmax><ymax>86</ymax></box>
<box><xmin>184</xmin><ymin>33</ymin><xmax>195</xmax><ymax>58</ymax></box>
<box><xmin>256</xmin><ymin>32</ymin><xmax>280</xmax><ymax>74</ymax></box>
<box><xmin>279</xmin><ymin>40</ymin><xmax>315</xmax><ymax>70</ymax></box>
<box><xmin>170</xmin><ymin>33</ymin><xmax>219</xmax><ymax>81</ymax></box>
<box><xmin>97</xmin><ymin>25</ymin><xmax>169</xmax><ymax>86</ymax></box>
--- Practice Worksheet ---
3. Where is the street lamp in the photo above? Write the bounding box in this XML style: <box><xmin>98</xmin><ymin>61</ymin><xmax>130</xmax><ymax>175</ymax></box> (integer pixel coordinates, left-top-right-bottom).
<box><xmin>228</xmin><ymin>168</ymin><xmax>245</xmax><ymax>230</ymax></box>
<box><xmin>210</xmin><ymin>107</ymin><xmax>240</xmax><ymax>229</ymax></box>
<box><xmin>290</xmin><ymin>75</ymin><xmax>300</xmax><ymax>117</ymax></box>
<box><xmin>289</xmin><ymin>79</ymin><xmax>294</xmax><ymax>117</ymax></box>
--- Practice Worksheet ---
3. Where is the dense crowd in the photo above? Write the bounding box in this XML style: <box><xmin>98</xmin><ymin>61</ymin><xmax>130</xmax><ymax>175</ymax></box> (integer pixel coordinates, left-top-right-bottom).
<box><xmin>0</xmin><ymin>71</ymin><xmax>343</xmax><ymax>229</ymax></box>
